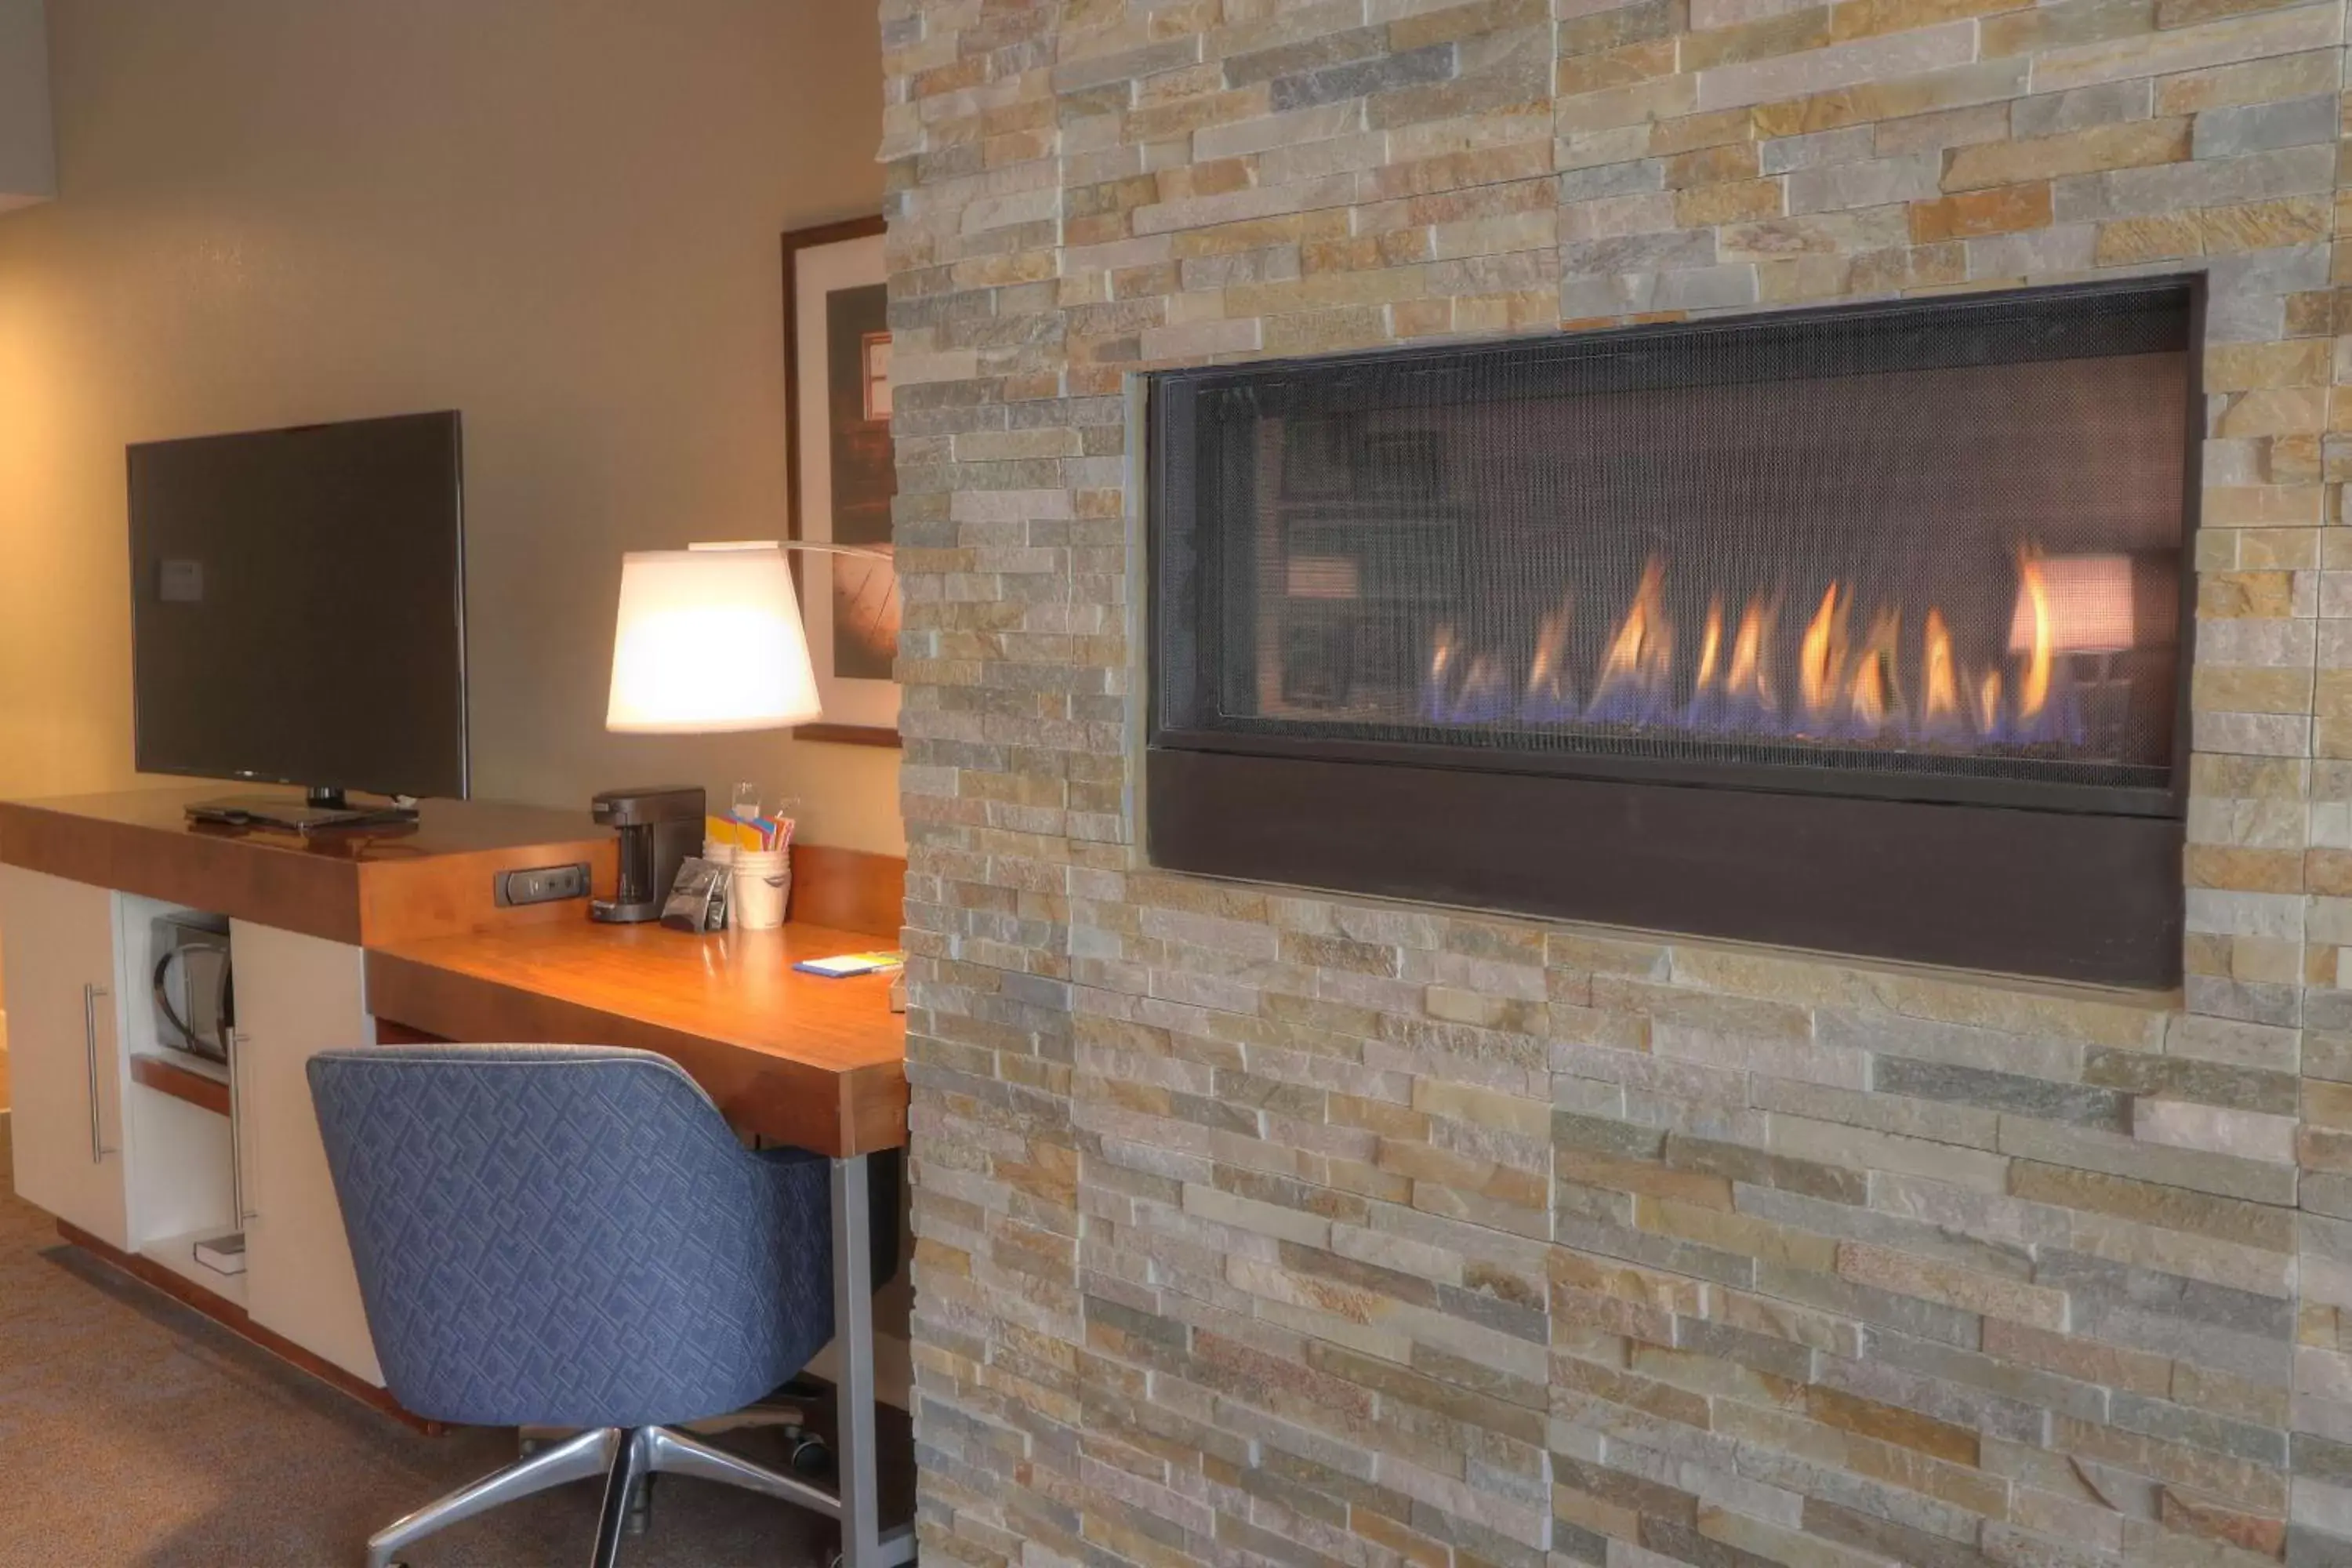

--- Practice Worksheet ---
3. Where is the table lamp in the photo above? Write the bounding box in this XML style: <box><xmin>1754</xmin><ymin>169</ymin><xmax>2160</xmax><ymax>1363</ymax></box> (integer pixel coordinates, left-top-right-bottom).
<box><xmin>607</xmin><ymin>542</ymin><xmax>822</xmax><ymax>733</ymax></box>
<box><xmin>594</xmin><ymin>540</ymin><xmax>889</xmax><ymax>923</ymax></box>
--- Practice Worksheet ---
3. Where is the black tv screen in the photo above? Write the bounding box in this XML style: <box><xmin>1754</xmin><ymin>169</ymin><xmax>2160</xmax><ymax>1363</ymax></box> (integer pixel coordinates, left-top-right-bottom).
<box><xmin>128</xmin><ymin>412</ymin><xmax>469</xmax><ymax>801</ymax></box>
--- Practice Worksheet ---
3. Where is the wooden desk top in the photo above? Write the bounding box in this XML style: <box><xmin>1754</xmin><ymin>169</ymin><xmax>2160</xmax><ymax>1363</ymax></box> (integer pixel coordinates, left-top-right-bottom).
<box><xmin>365</xmin><ymin>920</ymin><xmax>908</xmax><ymax>1158</ymax></box>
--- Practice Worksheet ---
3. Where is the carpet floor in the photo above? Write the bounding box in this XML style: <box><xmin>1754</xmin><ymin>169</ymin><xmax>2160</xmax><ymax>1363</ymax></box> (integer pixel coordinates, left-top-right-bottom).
<box><xmin>0</xmin><ymin>1113</ymin><xmax>837</xmax><ymax>1567</ymax></box>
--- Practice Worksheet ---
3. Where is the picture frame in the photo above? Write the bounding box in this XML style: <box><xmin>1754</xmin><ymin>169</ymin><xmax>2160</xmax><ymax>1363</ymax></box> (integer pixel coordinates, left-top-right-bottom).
<box><xmin>783</xmin><ymin>214</ymin><xmax>900</xmax><ymax>746</ymax></box>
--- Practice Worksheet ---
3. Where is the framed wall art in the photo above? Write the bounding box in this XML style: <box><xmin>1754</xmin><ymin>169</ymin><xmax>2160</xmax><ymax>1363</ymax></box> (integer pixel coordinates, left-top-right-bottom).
<box><xmin>783</xmin><ymin>214</ymin><xmax>899</xmax><ymax>746</ymax></box>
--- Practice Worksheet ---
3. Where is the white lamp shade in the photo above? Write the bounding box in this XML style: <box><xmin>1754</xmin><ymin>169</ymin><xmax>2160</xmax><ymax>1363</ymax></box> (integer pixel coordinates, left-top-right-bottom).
<box><xmin>605</xmin><ymin>546</ymin><xmax>822</xmax><ymax>732</ymax></box>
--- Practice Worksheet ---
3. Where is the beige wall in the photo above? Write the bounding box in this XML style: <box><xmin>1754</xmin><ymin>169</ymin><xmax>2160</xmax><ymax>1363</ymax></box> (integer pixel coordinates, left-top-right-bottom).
<box><xmin>0</xmin><ymin>0</ymin><xmax>903</xmax><ymax>854</ymax></box>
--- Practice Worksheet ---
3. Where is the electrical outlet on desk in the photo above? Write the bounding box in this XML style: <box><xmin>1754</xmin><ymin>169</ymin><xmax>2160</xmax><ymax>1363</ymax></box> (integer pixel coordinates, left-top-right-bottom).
<box><xmin>495</xmin><ymin>862</ymin><xmax>591</xmax><ymax>909</ymax></box>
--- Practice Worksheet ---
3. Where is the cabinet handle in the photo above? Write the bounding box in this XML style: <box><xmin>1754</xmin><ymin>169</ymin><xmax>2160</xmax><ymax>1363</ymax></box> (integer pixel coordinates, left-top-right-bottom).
<box><xmin>227</xmin><ymin>1032</ymin><xmax>256</xmax><ymax>1224</ymax></box>
<box><xmin>81</xmin><ymin>983</ymin><xmax>114</xmax><ymax>1162</ymax></box>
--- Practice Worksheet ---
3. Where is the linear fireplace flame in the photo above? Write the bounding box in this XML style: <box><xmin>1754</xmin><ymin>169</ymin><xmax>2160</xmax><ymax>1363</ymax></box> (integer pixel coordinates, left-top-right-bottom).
<box><xmin>1441</xmin><ymin>547</ymin><xmax>2127</xmax><ymax>755</ymax></box>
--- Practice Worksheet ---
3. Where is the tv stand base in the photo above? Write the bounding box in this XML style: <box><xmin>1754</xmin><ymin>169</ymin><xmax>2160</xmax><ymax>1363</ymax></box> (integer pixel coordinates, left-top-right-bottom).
<box><xmin>185</xmin><ymin>793</ymin><xmax>419</xmax><ymax>834</ymax></box>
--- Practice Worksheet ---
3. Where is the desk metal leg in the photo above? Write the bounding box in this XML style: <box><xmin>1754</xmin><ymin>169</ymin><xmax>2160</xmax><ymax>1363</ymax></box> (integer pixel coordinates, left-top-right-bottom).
<box><xmin>832</xmin><ymin>1154</ymin><xmax>883</xmax><ymax>1568</ymax></box>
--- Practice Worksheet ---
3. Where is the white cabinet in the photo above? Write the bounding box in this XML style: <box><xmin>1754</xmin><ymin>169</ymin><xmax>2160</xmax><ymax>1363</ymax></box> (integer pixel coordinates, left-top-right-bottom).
<box><xmin>0</xmin><ymin>795</ymin><xmax>608</xmax><ymax>1417</ymax></box>
<box><xmin>229</xmin><ymin>919</ymin><xmax>383</xmax><ymax>1385</ymax></box>
<box><xmin>0</xmin><ymin>882</ymin><xmax>383</xmax><ymax>1387</ymax></box>
<box><xmin>0</xmin><ymin>866</ymin><xmax>130</xmax><ymax>1248</ymax></box>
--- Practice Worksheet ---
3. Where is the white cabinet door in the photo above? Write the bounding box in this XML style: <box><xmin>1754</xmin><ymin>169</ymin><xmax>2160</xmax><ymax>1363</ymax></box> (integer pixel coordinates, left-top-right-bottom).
<box><xmin>230</xmin><ymin>919</ymin><xmax>383</xmax><ymax>1385</ymax></box>
<box><xmin>0</xmin><ymin>866</ymin><xmax>129</xmax><ymax>1248</ymax></box>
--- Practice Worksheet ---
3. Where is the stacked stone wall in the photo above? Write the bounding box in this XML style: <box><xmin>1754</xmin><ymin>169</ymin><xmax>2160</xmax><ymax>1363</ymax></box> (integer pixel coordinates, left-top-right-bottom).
<box><xmin>879</xmin><ymin>2</ymin><xmax>2352</xmax><ymax>1562</ymax></box>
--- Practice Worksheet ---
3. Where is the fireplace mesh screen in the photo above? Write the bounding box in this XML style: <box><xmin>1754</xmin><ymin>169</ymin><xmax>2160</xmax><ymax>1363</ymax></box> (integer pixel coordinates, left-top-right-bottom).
<box><xmin>1155</xmin><ymin>281</ymin><xmax>2194</xmax><ymax>804</ymax></box>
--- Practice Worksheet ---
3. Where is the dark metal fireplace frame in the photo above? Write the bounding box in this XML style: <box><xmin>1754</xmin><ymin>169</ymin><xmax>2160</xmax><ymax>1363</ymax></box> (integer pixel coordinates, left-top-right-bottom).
<box><xmin>1144</xmin><ymin>279</ymin><xmax>2201</xmax><ymax>989</ymax></box>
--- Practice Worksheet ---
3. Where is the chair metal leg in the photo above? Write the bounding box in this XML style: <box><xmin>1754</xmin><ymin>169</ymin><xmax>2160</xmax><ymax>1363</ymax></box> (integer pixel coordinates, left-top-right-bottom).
<box><xmin>644</xmin><ymin>1424</ymin><xmax>841</xmax><ymax>1518</ymax></box>
<box><xmin>520</xmin><ymin>1427</ymin><xmax>652</xmax><ymax>1535</ymax></box>
<box><xmin>590</xmin><ymin>1426</ymin><xmax>652</xmax><ymax>1568</ymax></box>
<box><xmin>365</xmin><ymin>1427</ymin><xmax>616</xmax><ymax>1568</ymax></box>
<box><xmin>629</xmin><ymin>1472</ymin><xmax>655</xmax><ymax>1537</ymax></box>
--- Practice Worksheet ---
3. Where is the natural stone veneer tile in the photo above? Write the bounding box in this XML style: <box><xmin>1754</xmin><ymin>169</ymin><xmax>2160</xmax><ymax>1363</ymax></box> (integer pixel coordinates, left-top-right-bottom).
<box><xmin>1663</xmin><ymin>1131</ymin><xmax>1871</xmax><ymax>1203</ymax></box>
<box><xmin>2154</xmin><ymin>47</ymin><xmax>2339</xmax><ymax>113</ymax></box>
<box><xmin>2133</xmin><ymin>1097</ymin><xmax>2300</xmax><ymax>1163</ymax></box>
<box><xmin>1944</xmin><ymin>118</ymin><xmax>2193</xmax><ymax>191</ymax></box>
<box><xmin>1754</xmin><ymin>1259</ymin><xmax>1984</xmax><ymax>1346</ymax></box>
<box><xmin>1693</xmin><ymin>20</ymin><xmax>1979</xmax><ymax>110</ymax></box>
<box><xmin>2297</xmin><ymin>1432</ymin><xmax>2352</xmax><ymax>1483</ymax></box>
<box><xmin>2166</xmin><ymin>1011</ymin><xmax>2302</xmax><ymax>1073</ymax></box>
<box><xmin>2173</xmin><ymin>1359</ymin><xmax>2289</xmax><ymax>1428</ymax></box>
<box><xmin>1744</xmin><ymin>1184</ymin><xmax>2044</xmax><ymax>1287</ymax></box>
<box><xmin>1653</xmin><ymin>1023</ymin><xmax>1871</xmax><ymax>1088</ymax></box>
<box><xmin>2053</xmin><ymin>1414</ymin><xmax>2289</xmax><ymax>1514</ymax></box>
<box><xmin>1910</xmin><ymin>181</ymin><xmax>2057</xmax><ymax>240</ymax></box>
<box><xmin>2052</xmin><ymin>141</ymin><xmax>2336</xmax><ymax>222</ymax></box>
<box><xmin>2164</xmin><ymin>1492</ymin><xmax>2289</xmax><ymax>1559</ymax></box>
<box><xmin>2009</xmin><ymin>78</ymin><xmax>2151</xmax><ymax>136</ymax></box>
<box><xmin>2002</xmin><ymin>1115</ymin><xmax>2299</xmax><ymax>1203</ymax></box>
<box><xmin>1853</xmin><ymin>1325</ymin><xmax>2106</xmax><ymax>1426</ymax></box>
<box><xmin>1557</xmin><ymin>1145</ymin><xmax>1738</xmax><ymax>1209</ymax></box>
<box><xmin>2190</xmin><ymin>92</ymin><xmax>2337</xmax><ymax>158</ymax></box>
<box><xmin>1642</xmin><ymin>1194</ymin><xmax>1844</xmax><ymax>1272</ymax></box>
<box><xmin>1867</xmin><ymin>1170</ymin><xmax>2071</xmax><ymax>1251</ymax></box>
<box><xmin>2298</xmin><ymin>1220</ymin><xmax>2352</xmax><ymax>1317</ymax></box>
<box><xmin>2034</xmin><ymin>1248</ymin><xmax>2296</xmax><ymax>1341</ymax></box>
<box><xmin>1817</xmin><ymin>1008</ymin><xmax>2089</xmax><ymax>1080</ymax></box>
<box><xmin>1772</xmin><ymin>1112</ymin><xmax>2013</xmax><ymax>1192</ymax></box>
<box><xmin>1979</xmin><ymin>0</ymin><xmax>2154</xmax><ymax>60</ymax></box>
<box><xmin>1984</xmin><ymin>1315</ymin><xmax>2172</xmax><ymax>1394</ymax></box>
<box><xmin>2008</xmin><ymin>1162</ymin><xmax>2298</xmax><ymax>1250</ymax></box>
<box><xmin>1965</xmin><ymin>220</ymin><xmax>2099</xmax><ymax>277</ymax></box>
<box><xmin>2027</xmin><ymin>1</ymin><xmax>2343</xmax><ymax>91</ymax></box>
<box><xmin>1837</xmin><ymin>1240</ymin><xmax>2073</xmax><ymax>1328</ymax></box>
<box><xmin>1759</xmin><ymin>123</ymin><xmax>1875</xmax><ymax>171</ymax></box>
<box><xmin>2075</xmin><ymin>1296</ymin><xmax>2296</xmax><ymax>1385</ymax></box>
<box><xmin>1805</xmin><ymin>1384</ymin><xmax>1984</xmax><ymax>1464</ymax></box>
<box><xmin>1873</xmin><ymin>1056</ymin><xmax>2133</xmax><ymax>1130</ymax></box>
<box><xmin>2082</xmin><ymin>1047</ymin><xmax>2299</xmax><ymax>1113</ymax></box>
<box><xmin>2107</xmin><ymin>1390</ymin><xmax>2288</xmax><ymax>1466</ymax></box>
<box><xmin>2070</xmin><ymin>1209</ymin><xmax>2298</xmax><ymax>1298</ymax></box>
<box><xmin>1784</xmin><ymin>150</ymin><xmax>1941</xmax><ymax>211</ymax></box>
<box><xmin>1675</xmin><ymin>1312</ymin><xmax>1819</xmax><ymax>1381</ymax></box>
<box><xmin>1800</xmin><ymin>1495</ymin><xmax>1992</xmax><ymax>1568</ymax></box>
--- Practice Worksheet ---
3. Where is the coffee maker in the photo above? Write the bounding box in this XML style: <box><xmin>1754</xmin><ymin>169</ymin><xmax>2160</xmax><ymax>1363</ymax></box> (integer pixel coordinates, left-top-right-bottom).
<box><xmin>589</xmin><ymin>786</ymin><xmax>705</xmax><ymax>924</ymax></box>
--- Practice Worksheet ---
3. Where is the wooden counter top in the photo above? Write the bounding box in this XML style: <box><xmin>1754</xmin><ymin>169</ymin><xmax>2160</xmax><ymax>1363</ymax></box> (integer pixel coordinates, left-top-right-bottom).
<box><xmin>5</xmin><ymin>788</ymin><xmax>912</xmax><ymax>1158</ymax></box>
<box><xmin>0</xmin><ymin>788</ymin><xmax>615</xmax><ymax>946</ymax></box>
<box><xmin>365</xmin><ymin>920</ymin><xmax>908</xmax><ymax>1158</ymax></box>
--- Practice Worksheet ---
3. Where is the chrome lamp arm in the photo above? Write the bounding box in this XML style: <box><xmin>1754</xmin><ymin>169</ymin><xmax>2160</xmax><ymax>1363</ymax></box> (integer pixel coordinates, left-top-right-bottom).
<box><xmin>686</xmin><ymin>539</ymin><xmax>892</xmax><ymax>564</ymax></box>
<box><xmin>779</xmin><ymin>541</ymin><xmax>892</xmax><ymax>563</ymax></box>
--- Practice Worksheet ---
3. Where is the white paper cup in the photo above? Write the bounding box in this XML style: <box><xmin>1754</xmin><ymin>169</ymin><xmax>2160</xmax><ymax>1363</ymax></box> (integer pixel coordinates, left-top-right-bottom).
<box><xmin>731</xmin><ymin>849</ymin><xmax>788</xmax><ymax>930</ymax></box>
<box><xmin>702</xmin><ymin>839</ymin><xmax>739</xmax><ymax>867</ymax></box>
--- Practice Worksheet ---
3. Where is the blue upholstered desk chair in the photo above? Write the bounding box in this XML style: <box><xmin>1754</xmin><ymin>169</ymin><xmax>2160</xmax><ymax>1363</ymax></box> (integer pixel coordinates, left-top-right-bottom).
<box><xmin>308</xmin><ymin>1044</ymin><xmax>837</xmax><ymax>1568</ymax></box>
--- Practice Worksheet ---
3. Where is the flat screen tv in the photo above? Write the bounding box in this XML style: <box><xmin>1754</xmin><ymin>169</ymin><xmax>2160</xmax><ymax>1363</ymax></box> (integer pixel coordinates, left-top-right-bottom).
<box><xmin>128</xmin><ymin>412</ymin><xmax>468</xmax><ymax>819</ymax></box>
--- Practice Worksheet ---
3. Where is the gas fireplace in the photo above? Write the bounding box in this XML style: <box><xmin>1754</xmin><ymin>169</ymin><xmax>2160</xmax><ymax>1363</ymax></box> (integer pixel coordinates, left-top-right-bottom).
<box><xmin>1147</xmin><ymin>281</ymin><xmax>2198</xmax><ymax>986</ymax></box>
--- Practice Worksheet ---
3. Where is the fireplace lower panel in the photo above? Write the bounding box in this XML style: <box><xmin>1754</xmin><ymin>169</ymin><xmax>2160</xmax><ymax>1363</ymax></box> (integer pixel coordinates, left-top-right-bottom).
<box><xmin>1148</xmin><ymin>748</ymin><xmax>2183</xmax><ymax>988</ymax></box>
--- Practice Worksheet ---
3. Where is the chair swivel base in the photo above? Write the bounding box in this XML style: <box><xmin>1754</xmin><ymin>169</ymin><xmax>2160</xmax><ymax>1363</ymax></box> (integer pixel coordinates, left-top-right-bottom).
<box><xmin>367</xmin><ymin>1423</ymin><xmax>852</xmax><ymax>1568</ymax></box>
